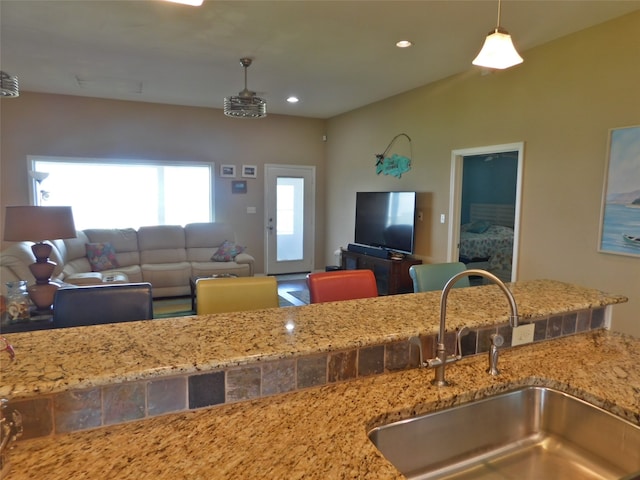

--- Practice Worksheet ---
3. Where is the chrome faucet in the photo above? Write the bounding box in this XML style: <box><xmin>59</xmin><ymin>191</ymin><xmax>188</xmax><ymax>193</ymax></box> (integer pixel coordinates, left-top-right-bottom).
<box><xmin>414</xmin><ymin>269</ymin><xmax>520</xmax><ymax>387</ymax></box>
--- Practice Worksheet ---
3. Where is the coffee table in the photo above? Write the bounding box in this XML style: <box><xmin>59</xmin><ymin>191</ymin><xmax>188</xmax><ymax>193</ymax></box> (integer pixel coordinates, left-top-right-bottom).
<box><xmin>189</xmin><ymin>274</ymin><xmax>238</xmax><ymax>311</ymax></box>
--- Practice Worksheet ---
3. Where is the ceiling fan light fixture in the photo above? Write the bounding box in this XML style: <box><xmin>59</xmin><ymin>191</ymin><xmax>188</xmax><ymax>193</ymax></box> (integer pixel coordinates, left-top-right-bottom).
<box><xmin>472</xmin><ymin>0</ymin><xmax>523</xmax><ymax>70</ymax></box>
<box><xmin>224</xmin><ymin>58</ymin><xmax>267</xmax><ymax>119</ymax></box>
<box><xmin>1</xmin><ymin>71</ymin><xmax>19</xmax><ymax>97</ymax></box>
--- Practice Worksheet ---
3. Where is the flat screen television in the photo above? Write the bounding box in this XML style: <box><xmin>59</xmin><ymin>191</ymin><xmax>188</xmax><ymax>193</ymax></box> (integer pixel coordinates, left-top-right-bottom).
<box><xmin>354</xmin><ymin>191</ymin><xmax>417</xmax><ymax>254</ymax></box>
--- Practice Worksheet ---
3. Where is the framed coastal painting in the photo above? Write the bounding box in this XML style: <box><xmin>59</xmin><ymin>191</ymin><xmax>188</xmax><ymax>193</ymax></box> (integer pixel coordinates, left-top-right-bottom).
<box><xmin>598</xmin><ymin>125</ymin><xmax>640</xmax><ymax>258</ymax></box>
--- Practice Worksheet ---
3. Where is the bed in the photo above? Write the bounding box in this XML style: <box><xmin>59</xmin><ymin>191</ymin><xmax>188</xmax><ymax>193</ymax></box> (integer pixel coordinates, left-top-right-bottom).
<box><xmin>459</xmin><ymin>203</ymin><xmax>515</xmax><ymax>282</ymax></box>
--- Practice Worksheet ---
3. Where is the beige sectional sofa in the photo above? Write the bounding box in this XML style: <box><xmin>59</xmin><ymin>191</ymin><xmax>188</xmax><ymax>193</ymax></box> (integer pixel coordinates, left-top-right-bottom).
<box><xmin>0</xmin><ymin>222</ymin><xmax>254</xmax><ymax>298</ymax></box>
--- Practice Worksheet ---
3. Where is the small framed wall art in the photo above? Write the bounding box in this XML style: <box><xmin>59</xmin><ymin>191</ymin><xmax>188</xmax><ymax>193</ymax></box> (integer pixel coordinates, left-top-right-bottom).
<box><xmin>242</xmin><ymin>165</ymin><xmax>257</xmax><ymax>178</ymax></box>
<box><xmin>231</xmin><ymin>180</ymin><xmax>247</xmax><ymax>194</ymax></box>
<box><xmin>220</xmin><ymin>164</ymin><xmax>236</xmax><ymax>178</ymax></box>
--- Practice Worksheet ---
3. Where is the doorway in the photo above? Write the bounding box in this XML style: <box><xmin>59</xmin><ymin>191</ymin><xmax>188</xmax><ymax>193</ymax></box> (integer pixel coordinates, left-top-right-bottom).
<box><xmin>264</xmin><ymin>164</ymin><xmax>316</xmax><ymax>275</ymax></box>
<box><xmin>448</xmin><ymin>142</ymin><xmax>524</xmax><ymax>282</ymax></box>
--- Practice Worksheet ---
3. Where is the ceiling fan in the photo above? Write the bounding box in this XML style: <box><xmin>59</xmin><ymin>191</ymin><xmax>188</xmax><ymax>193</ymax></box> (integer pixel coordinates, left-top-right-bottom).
<box><xmin>223</xmin><ymin>58</ymin><xmax>267</xmax><ymax>119</ymax></box>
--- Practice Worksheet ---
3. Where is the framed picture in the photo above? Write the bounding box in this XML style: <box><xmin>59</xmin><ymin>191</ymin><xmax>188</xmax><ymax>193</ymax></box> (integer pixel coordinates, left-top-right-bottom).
<box><xmin>242</xmin><ymin>165</ymin><xmax>257</xmax><ymax>178</ymax></box>
<box><xmin>598</xmin><ymin>125</ymin><xmax>640</xmax><ymax>258</ymax></box>
<box><xmin>231</xmin><ymin>180</ymin><xmax>247</xmax><ymax>194</ymax></box>
<box><xmin>220</xmin><ymin>164</ymin><xmax>236</xmax><ymax>178</ymax></box>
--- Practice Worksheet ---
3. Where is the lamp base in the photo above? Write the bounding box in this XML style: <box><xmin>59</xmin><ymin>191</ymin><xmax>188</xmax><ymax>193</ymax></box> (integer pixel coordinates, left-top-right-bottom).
<box><xmin>27</xmin><ymin>242</ymin><xmax>58</xmax><ymax>311</ymax></box>
<box><xmin>27</xmin><ymin>282</ymin><xmax>58</xmax><ymax>312</ymax></box>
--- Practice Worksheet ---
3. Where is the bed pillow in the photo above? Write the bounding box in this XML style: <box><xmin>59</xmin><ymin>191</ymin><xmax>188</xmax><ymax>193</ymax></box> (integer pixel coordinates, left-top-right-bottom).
<box><xmin>467</xmin><ymin>220</ymin><xmax>491</xmax><ymax>234</ymax></box>
<box><xmin>211</xmin><ymin>240</ymin><xmax>246</xmax><ymax>262</ymax></box>
<box><xmin>86</xmin><ymin>242</ymin><xmax>120</xmax><ymax>272</ymax></box>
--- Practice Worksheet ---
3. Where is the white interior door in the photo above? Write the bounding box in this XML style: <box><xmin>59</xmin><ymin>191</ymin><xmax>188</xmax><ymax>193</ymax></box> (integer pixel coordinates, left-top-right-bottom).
<box><xmin>264</xmin><ymin>164</ymin><xmax>315</xmax><ymax>274</ymax></box>
<box><xmin>448</xmin><ymin>142</ymin><xmax>524</xmax><ymax>281</ymax></box>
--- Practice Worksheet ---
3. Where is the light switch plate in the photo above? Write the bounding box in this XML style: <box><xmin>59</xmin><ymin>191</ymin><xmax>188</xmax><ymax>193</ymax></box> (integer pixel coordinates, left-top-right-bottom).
<box><xmin>512</xmin><ymin>323</ymin><xmax>535</xmax><ymax>346</ymax></box>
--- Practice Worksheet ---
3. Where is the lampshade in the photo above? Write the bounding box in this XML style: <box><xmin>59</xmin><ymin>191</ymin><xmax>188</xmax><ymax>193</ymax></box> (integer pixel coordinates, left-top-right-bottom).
<box><xmin>472</xmin><ymin>27</ymin><xmax>523</xmax><ymax>70</ymax></box>
<box><xmin>4</xmin><ymin>206</ymin><xmax>76</xmax><ymax>242</ymax></box>
<box><xmin>0</xmin><ymin>71</ymin><xmax>19</xmax><ymax>98</ymax></box>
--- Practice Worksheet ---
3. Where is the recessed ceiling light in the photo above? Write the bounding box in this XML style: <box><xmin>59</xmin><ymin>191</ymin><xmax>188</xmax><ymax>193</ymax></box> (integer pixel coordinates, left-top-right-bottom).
<box><xmin>287</xmin><ymin>96</ymin><xmax>299</xmax><ymax>103</ymax></box>
<box><xmin>396</xmin><ymin>40</ymin><xmax>413</xmax><ymax>48</ymax></box>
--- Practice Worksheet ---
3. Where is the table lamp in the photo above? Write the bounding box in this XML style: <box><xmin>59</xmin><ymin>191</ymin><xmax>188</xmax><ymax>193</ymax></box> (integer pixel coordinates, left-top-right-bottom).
<box><xmin>3</xmin><ymin>206</ymin><xmax>76</xmax><ymax>311</ymax></box>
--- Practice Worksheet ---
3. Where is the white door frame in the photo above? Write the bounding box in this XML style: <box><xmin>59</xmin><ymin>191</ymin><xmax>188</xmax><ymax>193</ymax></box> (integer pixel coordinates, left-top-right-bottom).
<box><xmin>447</xmin><ymin>142</ymin><xmax>524</xmax><ymax>281</ymax></box>
<box><xmin>264</xmin><ymin>164</ymin><xmax>316</xmax><ymax>275</ymax></box>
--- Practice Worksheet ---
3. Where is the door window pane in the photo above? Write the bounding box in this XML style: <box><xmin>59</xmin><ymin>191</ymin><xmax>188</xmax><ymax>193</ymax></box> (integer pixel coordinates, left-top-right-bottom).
<box><xmin>276</xmin><ymin>177</ymin><xmax>303</xmax><ymax>261</ymax></box>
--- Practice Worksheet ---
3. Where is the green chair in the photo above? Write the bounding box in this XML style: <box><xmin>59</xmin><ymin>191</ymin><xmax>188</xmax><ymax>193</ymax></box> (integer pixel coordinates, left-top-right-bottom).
<box><xmin>408</xmin><ymin>262</ymin><xmax>470</xmax><ymax>292</ymax></box>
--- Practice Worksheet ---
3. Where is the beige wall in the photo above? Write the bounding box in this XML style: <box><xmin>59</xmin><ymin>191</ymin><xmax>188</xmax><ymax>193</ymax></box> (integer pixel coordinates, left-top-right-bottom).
<box><xmin>325</xmin><ymin>11</ymin><xmax>640</xmax><ymax>336</ymax></box>
<box><xmin>1</xmin><ymin>12</ymin><xmax>637</xmax><ymax>336</ymax></box>
<box><xmin>0</xmin><ymin>94</ymin><xmax>327</xmax><ymax>273</ymax></box>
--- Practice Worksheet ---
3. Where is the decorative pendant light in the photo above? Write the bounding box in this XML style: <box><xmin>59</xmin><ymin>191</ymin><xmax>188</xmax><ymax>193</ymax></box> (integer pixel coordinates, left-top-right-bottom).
<box><xmin>0</xmin><ymin>71</ymin><xmax>19</xmax><ymax>97</ymax></box>
<box><xmin>224</xmin><ymin>58</ymin><xmax>267</xmax><ymax>118</ymax></box>
<box><xmin>472</xmin><ymin>0</ymin><xmax>523</xmax><ymax>70</ymax></box>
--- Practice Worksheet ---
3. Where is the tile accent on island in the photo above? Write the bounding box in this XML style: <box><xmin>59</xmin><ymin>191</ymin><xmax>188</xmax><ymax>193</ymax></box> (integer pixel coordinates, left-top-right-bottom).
<box><xmin>6</xmin><ymin>306</ymin><xmax>611</xmax><ymax>441</ymax></box>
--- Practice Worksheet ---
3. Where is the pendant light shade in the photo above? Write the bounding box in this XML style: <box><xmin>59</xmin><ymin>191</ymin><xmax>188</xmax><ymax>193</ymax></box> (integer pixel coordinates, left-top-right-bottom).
<box><xmin>472</xmin><ymin>0</ymin><xmax>523</xmax><ymax>70</ymax></box>
<box><xmin>224</xmin><ymin>58</ymin><xmax>267</xmax><ymax>119</ymax></box>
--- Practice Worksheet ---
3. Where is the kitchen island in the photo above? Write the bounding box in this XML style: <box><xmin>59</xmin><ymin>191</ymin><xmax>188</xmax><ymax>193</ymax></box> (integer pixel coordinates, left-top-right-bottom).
<box><xmin>1</xmin><ymin>279</ymin><xmax>636</xmax><ymax>478</ymax></box>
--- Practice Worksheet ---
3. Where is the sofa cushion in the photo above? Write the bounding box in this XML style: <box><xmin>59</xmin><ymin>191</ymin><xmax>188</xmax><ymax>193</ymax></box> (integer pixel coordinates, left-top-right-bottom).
<box><xmin>0</xmin><ymin>242</ymin><xmax>38</xmax><ymax>286</ymax></box>
<box><xmin>211</xmin><ymin>240</ymin><xmax>246</xmax><ymax>262</ymax></box>
<box><xmin>185</xmin><ymin>222</ymin><xmax>235</xmax><ymax>248</ymax></box>
<box><xmin>141</xmin><ymin>262</ymin><xmax>191</xmax><ymax>288</ymax></box>
<box><xmin>185</xmin><ymin>222</ymin><xmax>236</xmax><ymax>262</ymax></box>
<box><xmin>138</xmin><ymin>225</ymin><xmax>187</xmax><ymax>264</ymax></box>
<box><xmin>86</xmin><ymin>243</ymin><xmax>120</xmax><ymax>272</ymax></box>
<box><xmin>84</xmin><ymin>228</ymin><xmax>140</xmax><ymax>267</ymax></box>
<box><xmin>191</xmin><ymin>261</ymin><xmax>251</xmax><ymax>278</ymax></box>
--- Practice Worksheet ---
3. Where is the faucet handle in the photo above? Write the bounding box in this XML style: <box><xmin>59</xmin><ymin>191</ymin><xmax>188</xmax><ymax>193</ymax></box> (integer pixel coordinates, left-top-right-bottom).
<box><xmin>487</xmin><ymin>333</ymin><xmax>504</xmax><ymax>376</ymax></box>
<box><xmin>455</xmin><ymin>327</ymin><xmax>470</xmax><ymax>359</ymax></box>
<box><xmin>409</xmin><ymin>336</ymin><xmax>425</xmax><ymax>367</ymax></box>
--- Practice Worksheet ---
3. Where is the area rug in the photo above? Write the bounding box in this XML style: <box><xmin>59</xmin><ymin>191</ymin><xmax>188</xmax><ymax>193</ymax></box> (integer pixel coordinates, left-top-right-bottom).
<box><xmin>153</xmin><ymin>298</ymin><xmax>194</xmax><ymax>318</ymax></box>
<box><xmin>287</xmin><ymin>290</ymin><xmax>310</xmax><ymax>305</ymax></box>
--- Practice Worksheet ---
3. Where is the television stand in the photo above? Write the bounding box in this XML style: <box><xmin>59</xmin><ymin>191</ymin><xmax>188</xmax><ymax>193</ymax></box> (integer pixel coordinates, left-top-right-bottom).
<box><xmin>340</xmin><ymin>249</ymin><xmax>422</xmax><ymax>295</ymax></box>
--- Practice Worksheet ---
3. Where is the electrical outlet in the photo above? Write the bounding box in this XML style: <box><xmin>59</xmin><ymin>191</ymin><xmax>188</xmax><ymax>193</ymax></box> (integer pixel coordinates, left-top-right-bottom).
<box><xmin>440</xmin><ymin>214</ymin><xmax>446</xmax><ymax>224</ymax></box>
<box><xmin>511</xmin><ymin>323</ymin><xmax>535</xmax><ymax>346</ymax></box>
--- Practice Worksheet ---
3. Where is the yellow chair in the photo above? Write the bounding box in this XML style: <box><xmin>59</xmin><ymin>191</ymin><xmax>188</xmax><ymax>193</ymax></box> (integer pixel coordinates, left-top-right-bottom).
<box><xmin>408</xmin><ymin>262</ymin><xmax>470</xmax><ymax>293</ymax></box>
<box><xmin>196</xmin><ymin>276</ymin><xmax>279</xmax><ymax>314</ymax></box>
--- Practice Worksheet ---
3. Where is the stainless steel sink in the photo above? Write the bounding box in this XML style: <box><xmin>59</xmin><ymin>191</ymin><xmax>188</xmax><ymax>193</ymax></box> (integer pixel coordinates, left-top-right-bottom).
<box><xmin>368</xmin><ymin>386</ymin><xmax>640</xmax><ymax>479</ymax></box>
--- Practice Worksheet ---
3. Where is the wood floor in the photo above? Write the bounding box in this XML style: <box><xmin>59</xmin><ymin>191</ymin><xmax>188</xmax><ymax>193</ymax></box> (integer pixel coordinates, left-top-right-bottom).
<box><xmin>275</xmin><ymin>273</ymin><xmax>309</xmax><ymax>306</ymax></box>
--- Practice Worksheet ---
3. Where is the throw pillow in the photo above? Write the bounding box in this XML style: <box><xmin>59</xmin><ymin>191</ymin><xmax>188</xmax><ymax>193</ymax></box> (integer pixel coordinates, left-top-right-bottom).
<box><xmin>466</xmin><ymin>220</ymin><xmax>491</xmax><ymax>234</ymax></box>
<box><xmin>86</xmin><ymin>242</ymin><xmax>120</xmax><ymax>272</ymax></box>
<box><xmin>211</xmin><ymin>240</ymin><xmax>246</xmax><ymax>262</ymax></box>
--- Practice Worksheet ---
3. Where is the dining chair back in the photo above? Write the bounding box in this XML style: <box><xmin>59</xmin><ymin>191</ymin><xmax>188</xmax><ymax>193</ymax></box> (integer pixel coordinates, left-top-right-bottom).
<box><xmin>196</xmin><ymin>276</ymin><xmax>279</xmax><ymax>314</ymax></box>
<box><xmin>52</xmin><ymin>283</ymin><xmax>154</xmax><ymax>328</ymax></box>
<box><xmin>307</xmin><ymin>269</ymin><xmax>378</xmax><ymax>303</ymax></box>
<box><xmin>408</xmin><ymin>262</ymin><xmax>470</xmax><ymax>293</ymax></box>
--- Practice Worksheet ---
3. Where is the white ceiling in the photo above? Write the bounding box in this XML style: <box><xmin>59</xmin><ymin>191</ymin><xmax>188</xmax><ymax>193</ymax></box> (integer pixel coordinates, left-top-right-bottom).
<box><xmin>1</xmin><ymin>0</ymin><xmax>639</xmax><ymax>119</ymax></box>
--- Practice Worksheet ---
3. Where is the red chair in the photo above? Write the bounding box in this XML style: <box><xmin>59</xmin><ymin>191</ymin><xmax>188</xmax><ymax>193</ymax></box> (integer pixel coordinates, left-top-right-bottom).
<box><xmin>307</xmin><ymin>269</ymin><xmax>378</xmax><ymax>304</ymax></box>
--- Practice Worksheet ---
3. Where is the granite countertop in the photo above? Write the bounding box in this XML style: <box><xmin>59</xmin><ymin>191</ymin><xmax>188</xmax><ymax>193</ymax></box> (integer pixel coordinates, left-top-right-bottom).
<box><xmin>6</xmin><ymin>330</ymin><xmax>640</xmax><ymax>479</ymax></box>
<box><xmin>0</xmin><ymin>279</ymin><xmax>627</xmax><ymax>400</ymax></box>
